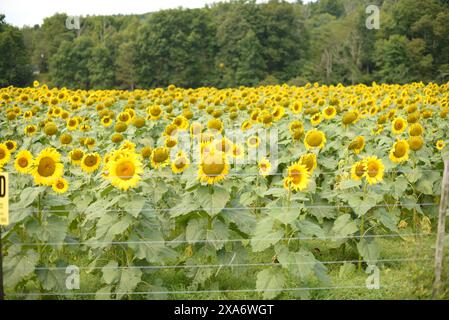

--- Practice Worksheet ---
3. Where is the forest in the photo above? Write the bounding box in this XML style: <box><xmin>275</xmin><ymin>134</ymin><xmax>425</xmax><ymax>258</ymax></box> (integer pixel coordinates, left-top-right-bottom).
<box><xmin>1</xmin><ymin>0</ymin><xmax>449</xmax><ymax>89</ymax></box>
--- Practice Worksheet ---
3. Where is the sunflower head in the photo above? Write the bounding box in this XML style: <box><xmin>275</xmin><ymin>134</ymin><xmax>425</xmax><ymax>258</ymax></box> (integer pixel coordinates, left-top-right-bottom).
<box><xmin>285</xmin><ymin>162</ymin><xmax>310</xmax><ymax>191</ymax></box>
<box><xmin>69</xmin><ymin>149</ymin><xmax>84</xmax><ymax>165</ymax></box>
<box><xmin>408</xmin><ymin>136</ymin><xmax>424</xmax><ymax>151</ymax></box>
<box><xmin>391</xmin><ymin>117</ymin><xmax>407</xmax><ymax>135</ymax></box>
<box><xmin>299</xmin><ymin>153</ymin><xmax>317</xmax><ymax>173</ymax></box>
<box><xmin>150</xmin><ymin>147</ymin><xmax>170</xmax><ymax>169</ymax></box>
<box><xmin>32</xmin><ymin>147</ymin><xmax>64</xmax><ymax>186</ymax></box>
<box><xmin>198</xmin><ymin>148</ymin><xmax>229</xmax><ymax>184</ymax></box>
<box><xmin>52</xmin><ymin>177</ymin><xmax>69</xmax><ymax>194</ymax></box>
<box><xmin>304</xmin><ymin>129</ymin><xmax>326</xmax><ymax>150</ymax></box>
<box><xmin>389</xmin><ymin>139</ymin><xmax>410</xmax><ymax>163</ymax></box>
<box><xmin>436</xmin><ymin>140</ymin><xmax>446</xmax><ymax>151</ymax></box>
<box><xmin>108</xmin><ymin>154</ymin><xmax>143</xmax><ymax>190</ymax></box>
<box><xmin>348</xmin><ymin>136</ymin><xmax>365</xmax><ymax>154</ymax></box>
<box><xmin>171</xmin><ymin>151</ymin><xmax>190</xmax><ymax>174</ymax></box>
<box><xmin>0</xmin><ymin>143</ymin><xmax>11</xmax><ymax>166</ymax></box>
<box><xmin>363</xmin><ymin>156</ymin><xmax>385</xmax><ymax>185</ymax></box>
<box><xmin>351</xmin><ymin>161</ymin><xmax>366</xmax><ymax>181</ymax></box>
<box><xmin>81</xmin><ymin>153</ymin><xmax>101</xmax><ymax>173</ymax></box>
<box><xmin>258</xmin><ymin>158</ymin><xmax>272</xmax><ymax>177</ymax></box>
<box><xmin>14</xmin><ymin>150</ymin><xmax>33</xmax><ymax>174</ymax></box>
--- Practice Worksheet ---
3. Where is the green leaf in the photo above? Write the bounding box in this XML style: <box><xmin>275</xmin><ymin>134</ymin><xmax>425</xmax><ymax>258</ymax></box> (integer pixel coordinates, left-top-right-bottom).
<box><xmin>26</xmin><ymin>216</ymin><xmax>68</xmax><ymax>245</ymax></box>
<box><xmin>297</xmin><ymin>220</ymin><xmax>325</xmax><ymax>238</ymax></box>
<box><xmin>185</xmin><ymin>217</ymin><xmax>208</xmax><ymax>243</ymax></box>
<box><xmin>206</xmin><ymin>219</ymin><xmax>230</xmax><ymax>250</ymax></box>
<box><xmin>129</xmin><ymin>231</ymin><xmax>178</xmax><ymax>263</ymax></box>
<box><xmin>196</xmin><ymin>186</ymin><xmax>230</xmax><ymax>216</ymax></box>
<box><xmin>268</xmin><ymin>206</ymin><xmax>301</xmax><ymax>225</ymax></box>
<box><xmin>116</xmin><ymin>268</ymin><xmax>142</xmax><ymax>299</ymax></box>
<box><xmin>10</xmin><ymin>186</ymin><xmax>46</xmax><ymax>209</ymax></box>
<box><xmin>4</xmin><ymin>247</ymin><xmax>39</xmax><ymax>288</ymax></box>
<box><xmin>331</xmin><ymin>214</ymin><xmax>358</xmax><ymax>238</ymax></box>
<box><xmin>256</xmin><ymin>268</ymin><xmax>285</xmax><ymax>300</ymax></box>
<box><xmin>373</xmin><ymin>208</ymin><xmax>399</xmax><ymax>232</ymax></box>
<box><xmin>357</xmin><ymin>238</ymin><xmax>380</xmax><ymax>264</ymax></box>
<box><xmin>121</xmin><ymin>195</ymin><xmax>146</xmax><ymax>218</ymax></box>
<box><xmin>339</xmin><ymin>263</ymin><xmax>356</xmax><ymax>279</ymax></box>
<box><xmin>170</xmin><ymin>194</ymin><xmax>200</xmax><ymax>217</ymax></box>
<box><xmin>339</xmin><ymin>192</ymin><xmax>382</xmax><ymax>217</ymax></box>
<box><xmin>102</xmin><ymin>261</ymin><xmax>120</xmax><ymax>285</ymax></box>
<box><xmin>338</xmin><ymin>179</ymin><xmax>361</xmax><ymax>190</ymax></box>
<box><xmin>276</xmin><ymin>245</ymin><xmax>317</xmax><ymax>280</ymax></box>
<box><xmin>392</xmin><ymin>176</ymin><xmax>408</xmax><ymax>199</ymax></box>
<box><xmin>251</xmin><ymin>217</ymin><xmax>283</xmax><ymax>252</ymax></box>
<box><xmin>222</xmin><ymin>208</ymin><xmax>256</xmax><ymax>235</ymax></box>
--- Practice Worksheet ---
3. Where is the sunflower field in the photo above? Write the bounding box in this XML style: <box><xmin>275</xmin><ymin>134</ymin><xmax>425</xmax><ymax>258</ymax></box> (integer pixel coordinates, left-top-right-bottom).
<box><xmin>0</xmin><ymin>81</ymin><xmax>449</xmax><ymax>299</ymax></box>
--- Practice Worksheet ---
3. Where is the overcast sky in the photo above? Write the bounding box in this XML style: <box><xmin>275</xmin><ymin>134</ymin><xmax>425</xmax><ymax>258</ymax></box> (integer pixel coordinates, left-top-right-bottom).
<box><xmin>1</xmin><ymin>0</ymin><xmax>314</xmax><ymax>27</ymax></box>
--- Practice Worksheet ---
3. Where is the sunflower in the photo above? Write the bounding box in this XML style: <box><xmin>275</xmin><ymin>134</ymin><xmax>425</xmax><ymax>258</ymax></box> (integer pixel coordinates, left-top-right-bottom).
<box><xmin>101</xmin><ymin>116</ymin><xmax>113</xmax><ymax>127</ymax></box>
<box><xmin>32</xmin><ymin>147</ymin><xmax>64</xmax><ymax>186</ymax></box>
<box><xmin>66</xmin><ymin>118</ymin><xmax>78</xmax><ymax>131</ymax></box>
<box><xmin>81</xmin><ymin>152</ymin><xmax>101</xmax><ymax>173</ymax></box>
<box><xmin>272</xmin><ymin>106</ymin><xmax>285</xmax><ymax>120</ymax></box>
<box><xmin>207</xmin><ymin>118</ymin><xmax>224</xmax><ymax>133</ymax></box>
<box><xmin>304</xmin><ymin>129</ymin><xmax>326</xmax><ymax>150</ymax></box>
<box><xmin>310</xmin><ymin>113</ymin><xmax>323</xmax><ymax>126</ymax></box>
<box><xmin>5</xmin><ymin>140</ymin><xmax>17</xmax><ymax>153</ymax></box>
<box><xmin>290</xmin><ymin>101</ymin><xmax>302</xmax><ymax>114</ymax></box>
<box><xmin>108</xmin><ymin>154</ymin><xmax>143</xmax><ymax>190</ymax></box>
<box><xmin>241</xmin><ymin>120</ymin><xmax>252</xmax><ymax>131</ymax></box>
<box><xmin>348</xmin><ymin>136</ymin><xmax>365</xmax><ymax>154</ymax></box>
<box><xmin>408</xmin><ymin>123</ymin><xmax>423</xmax><ymax>137</ymax></box>
<box><xmin>198</xmin><ymin>148</ymin><xmax>229</xmax><ymax>184</ymax></box>
<box><xmin>231</xmin><ymin>144</ymin><xmax>244</xmax><ymax>159</ymax></box>
<box><xmin>52</xmin><ymin>177</ymin><xmax>69</xmax><ymax>194</ymax></box>
<box><xmin>258</xmin><ymin>157</ymin><xmax>272</xmax><ymax>177</ymax></box>
<box><xmin>299</xmin><ymin>153</ymin><xmax>317</xmax><ymax>173</ymax></box>
<box><xmin>190</xmin><ymin>122</ymin><xmax>203</xmax><ymax>137</ymax></box>
<box><xmin>24</xmin><ymin>124</ymin><xmax>38</xmax><ymax>136</ymax></box>
<box><xmin>69</xmin><ymin>149</ymin><xmax>84</xmax><ymax>165</ymax></box>
<box><xmin>350</xmin><ymin>161</ymin><xmax>366</xmax><ymax>181</ymax></box>
<box><xmin>14</xmin><ymin>150</ymin><xmax>33</xmax><ymax>174</ymax></box>
<box><xmin>391</xmin><ymin>117</ymin><xmax>407</xmax><ymax>135</ymax></box>
<box><xmin>171</xmin><ymin>151</ymin><xmax>190</xmax><ymax>174</ymax></box>
<box><xmin>0</xmin><ymin>144</ymin><xmax>11</xmax><ymax>167</ymax></box>
<box><xmin>284</xmin><ymin>162</ymin><xmax>310</xmax><ymax>191</ymax></box>
<box><xmin>164</xmin><ymin>137</ymin><xmax>178</xmax><ymax>149</ymax></box>
<box><xmin>408</xmin><ymin>136</ymin><xmax>424</xmax><ymax>151</ymax></box>
<box><xmin>289</xmin><ymin>120</ymin><xmax>303</xmax><ymax>134</ymax></box>
<box><xmin>436</xmin><ymin>140</ymin><xmax>445</xmax><ymax>151</ymax></box>
<box><xmin>371</xmin><ymin>125</ymin><xmax>383</xmax><ymax>136</ymax></box>
<box><xmin>117</xmin><ymin>111</ymin><xmax>132</xmax><ymax>124</ymax></box>
<box><xmin>322</xmin><ymin>106</ymin><xmax>337</xmax><ymax>120</ymax></box>
<box><xmin>150</xmin><ymin>147</ymin><xmax>170</xmax><ymax>169</ymax></box>
<box><xmin>389</xmin><ymin>139</ymin><xmax>410</xmax><ymax>163</ymax></box>
<box><xmin>148</xmin><ymin>105</ymin><xmax>163</xmax><ymax>120</ymax></box>
<box><xmin>363</xmin><ymin>156</ymin><xmax>384</xmax><ymax>185</ymax></box>
<box><xmin>247</xmin><ymin>136</ymin><xmax>260</xmax><ymax>148</ymax></box>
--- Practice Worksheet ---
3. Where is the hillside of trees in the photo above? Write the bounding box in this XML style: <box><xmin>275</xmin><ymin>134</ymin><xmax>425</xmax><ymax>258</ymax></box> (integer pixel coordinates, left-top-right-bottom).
<box><xmin>2</xmin><ymin>0</ymin><xmax>449</xmax><ymax>89</ymax></box>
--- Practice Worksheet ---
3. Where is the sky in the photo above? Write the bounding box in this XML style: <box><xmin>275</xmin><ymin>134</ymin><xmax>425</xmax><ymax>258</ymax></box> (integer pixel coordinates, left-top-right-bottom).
<box><xmin>1</xmin><ymin>0</ymin><xmax>314</xmax><ymax>27</ymax></box>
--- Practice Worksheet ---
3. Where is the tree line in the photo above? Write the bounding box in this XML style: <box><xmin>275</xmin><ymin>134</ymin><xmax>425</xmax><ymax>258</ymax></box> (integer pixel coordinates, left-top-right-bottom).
<box><xmin>2</xmin><ymin>0</ymin><xmax>449</xmax><ymax>89</ymax></box>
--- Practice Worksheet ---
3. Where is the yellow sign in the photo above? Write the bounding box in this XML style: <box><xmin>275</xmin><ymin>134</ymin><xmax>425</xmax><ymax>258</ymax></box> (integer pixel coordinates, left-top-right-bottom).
<box><xmin>0</xmin><ymin>173</ymin><xmax>9</xmax><ymax>226</ymax></box>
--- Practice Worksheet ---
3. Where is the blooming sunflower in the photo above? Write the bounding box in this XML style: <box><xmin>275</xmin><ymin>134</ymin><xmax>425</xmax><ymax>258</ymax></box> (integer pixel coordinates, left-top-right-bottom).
<box><xmin>304</xmin><ymin>129</ymin><xmax>326</xmax><ymax>150</ymax></box>
<box><xmin>108</xmin><ymin>154</ymin><xmax>143</xmax><ymax>190</ymax></box>
<box><xmin>310</xmin><ymin>113</ymin><xmax>323</xmax><ymax>126</ymax></box>
<box><xmin>24</xmin><ymin>125</ymin><xmax>37</xmax><ymax>136</ymax></box>
<box><xmin>198</xmin><ymin>148</ymin><xmax>229</xmax><ymax>184</ymax></box>
<box><xmin>363</xmin><ymin>156</ymin><xmax>384</xmax><ymax>185</ymax></box>
<box><xmin>247</xmin><ymin>136</ymin><xmax>260</xmax><ymax>148</ymax></box>
<box><xmin>351</xmin><ymin>161</ymin><xmax>366</xmax><ymax>181</ymax></box>
<box><xmin>389</xmin><ymin>139</ymin><xmax>410</xmax><ymax>163</ymax></box>
<box><xmin>230</xmin><ymin>144</ymin><xmax>244</xmax><ymax>159</ymax></box>
<box><xmin>408</xmin><ymin>123</ymin><xmax>423</xmax><ymax>137</ymax></box>
<box><xmin>81</xmin><ymin>152</ymin><xmax>101</xmax><ymax>173</ymax></box>
<box><xmin>408</xmin><ymin>136</ymin><xmax>424</xmax><ymax>151</ymax></box>
<box><xmin>52</xmin><ymin>177</ymin><xmax>69</xmax><ymax>194</ymax></box>
<box><xmin>32</xmin><ymin>147</ymin><xmax>64</xmax><ymax>186</ymax></box>
<box><xmin>348</xmin><ymin>136</ymin><xmax>365</xmax><ymax>154</ymax></box>
<box><xmin>5</xmin><ymin>140</ymin><xmax>17</xmax><ymax>153</ymax></box>
<box><xmin>150</xmin><ymin>147</ymin><xmax>170</xmax><ymax>169</ymax></box>
<box><xmin>299</xmin><ymin>153</ymin><xmax>317</xmax><ymax>174</ymax></box>
<box><xmin>171</xmin><ymin>151</ymin><xmax>190</xmax><ymax>174</ymax></box>
<box><xmin>0</xmin><ymin>144</ymin><xmax>11</xmax><ymax>167</ymax></box>
<box><xmin>69</xmin><ymin>149</ymin><xmax>84</xmax><ymax>165</ymax></box>
<box><xmin>284</xmin><ymin>162</ymin><xmax>310</xmax><ymax>192</ymax></box>
<box><xmin>14</xmin><ymin>150</ymin><xmax>33</xmax><ymax>174</ymax></box>
<box><xmin>101</xmin><ymin>116</ymin><xmax>113</xmax><ymax>127</ymax></box>
<box><xmin>436</xmin><ymin>140</ymin><xmax>445</xmax><ymax>151</ymax></box>
<box><xmin>391</xmin><ymin>117</ymin><xmax>407</xmax><ymax>135</ymax></box>
<box><xmin>322</xmin><ymin>106</ymin><xmax>337</xmax><ymax>120</ymax></box>
<box><xmin>207</xmin><ymin>118</ymin><xmax>224</xmax><ymax>133</ymax></box>
<box><xmin>258</xmin><ymin>157</ymin><xmax>272</xmax><ymax>177</ymax></box>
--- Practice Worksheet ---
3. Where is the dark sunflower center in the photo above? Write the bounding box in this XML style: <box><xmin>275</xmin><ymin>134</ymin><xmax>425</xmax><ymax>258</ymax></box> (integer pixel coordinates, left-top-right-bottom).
<box><xmin>115</xmin><ymin>161</ymin><xmax>135</xmax><ymax>180</ymax></box>
<box><xmin>154</xmin><ymin>150</ymin><xmax>168</xmax><ymax>163</ymax></box>
<box><xmin>306</xmin><ymin>132</ymin><xmax>322</xmax><ymax>147</ymax></box>
<box><xmin>393</xmin><ymin>143</ymin><xmax>407</xmax><ymax>157</ymax></box>
<box><xmin>38</xmin><ymin>157</ymin><xmax>56</xmax><ymax>177</ymax></box>
<box><xmin>18</xmin><ymin>157</ymin><xmax>28</xmax><ymax>168</ymax></box>
<box><xmin>367</xmin><ymin>163</ymin><xmax>379</xmax><ymax>177</ymax></box>
<box><xmin>84</xmin><ymin>155</ymin><xmax>98</xmax><ymax>167</ymax></box>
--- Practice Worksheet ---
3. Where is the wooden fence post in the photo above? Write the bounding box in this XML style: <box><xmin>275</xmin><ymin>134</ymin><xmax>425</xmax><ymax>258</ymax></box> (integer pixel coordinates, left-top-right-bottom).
<box><xmin>433</xmin><ymin>159</ymin><xmax>449</xmax><ymax>298</ymax></box>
